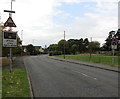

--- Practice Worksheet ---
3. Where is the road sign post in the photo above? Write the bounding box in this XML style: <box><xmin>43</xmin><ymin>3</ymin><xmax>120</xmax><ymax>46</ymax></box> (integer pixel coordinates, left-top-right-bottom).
<box><xmin>4</xmin><ymin>0</ymin><xmax>16</xmax><ymax>72</ymax></box>
<box><xmin>111</xmin><ymin>33</ymin><xmax>117</xmax><ymax>65</ymax></box>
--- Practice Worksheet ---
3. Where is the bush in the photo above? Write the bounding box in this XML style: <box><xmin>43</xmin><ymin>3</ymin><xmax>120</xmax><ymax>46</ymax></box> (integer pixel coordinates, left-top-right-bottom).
<box><xmin>49</xmin><ymin>51</ymin><xmax>62</xmax><ymax>56</ymax></box>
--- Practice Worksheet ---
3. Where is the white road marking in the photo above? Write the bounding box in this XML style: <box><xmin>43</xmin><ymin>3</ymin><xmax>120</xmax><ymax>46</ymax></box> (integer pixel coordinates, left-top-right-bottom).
<box><xmin>72</xmin><ymin>70</ymin><xmax>98</xmax><ymax>80</ymax></box>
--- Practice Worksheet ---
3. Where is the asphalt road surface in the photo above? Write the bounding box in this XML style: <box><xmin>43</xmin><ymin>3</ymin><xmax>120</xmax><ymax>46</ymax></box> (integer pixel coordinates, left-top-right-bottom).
<box><xmin>23</xmin><ymin>55</ymin><xmax>118</xmax><ymax>97</ymax></box>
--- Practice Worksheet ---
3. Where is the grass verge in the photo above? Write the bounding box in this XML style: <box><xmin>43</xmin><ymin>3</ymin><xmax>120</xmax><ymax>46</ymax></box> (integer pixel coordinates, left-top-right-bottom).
<box><xmin>2</xmin><ymin>68</ymin><xmax>31</xmax><ymax>98</ymax></box>
<box><xmin>56</xmin><ymin>54</ymin><xmax>119</xmax><ymax>67</ymax></box>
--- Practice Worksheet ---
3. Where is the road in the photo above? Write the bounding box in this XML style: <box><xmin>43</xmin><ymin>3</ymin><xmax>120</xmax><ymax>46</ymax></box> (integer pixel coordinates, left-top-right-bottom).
<box><xmin>23</xmin><ymin>55</ymin><xmax>118</xmax><ymax>97</ymax></box>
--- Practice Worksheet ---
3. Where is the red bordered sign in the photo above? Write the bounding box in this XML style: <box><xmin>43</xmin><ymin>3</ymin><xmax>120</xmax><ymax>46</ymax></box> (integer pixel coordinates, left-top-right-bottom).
<box><xmin>4</xmin><ymin>17</ymin><xmax>16</xmax><ymax>27</ymax></box>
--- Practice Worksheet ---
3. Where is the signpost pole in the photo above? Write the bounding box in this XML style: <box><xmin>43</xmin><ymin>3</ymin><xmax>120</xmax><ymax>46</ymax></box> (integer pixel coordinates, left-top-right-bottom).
<box><xmin>4</xmin><ymin>0</ymin><xmax>16</xmax><ymax>73</ymax></box>
<box><xmin>9</xmin><ymin>1</ymin><xmax>12</xmax><ymax>72</ymax></box>
<box><xmin>112</xmin><ymin>45</ymin><xmax>115</xmax><ymax>65</ymax></box>
<box><xmin>9</xmin><ymin>0</ymin><xmax>12</xmax><ymax>72</ymax></box>
<box><xmin>10</xmin><ymin>48</ymin><xmax>12</xmax><ymax>72</ymax></box>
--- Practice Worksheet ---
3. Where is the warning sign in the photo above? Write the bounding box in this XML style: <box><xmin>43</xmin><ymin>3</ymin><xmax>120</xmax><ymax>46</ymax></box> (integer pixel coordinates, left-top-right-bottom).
<box><xmin>3</xmin><ymin>31</ymin><xmax>17</xmax><ymax>47</ymax></box>
<box><xmin>4</xmin><ymin>17</ymin><xmax>16</xmax><ymax>27</ymax></box>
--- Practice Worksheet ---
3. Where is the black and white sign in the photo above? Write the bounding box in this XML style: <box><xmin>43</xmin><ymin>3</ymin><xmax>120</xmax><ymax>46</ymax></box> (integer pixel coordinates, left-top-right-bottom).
<box><xmin>111</xmin><ymin>45</ymin><xmax>117</xmax><ymax>50</ymax></box>
<box><xmin>3</xmin><ymin>31</ymin><xmax>17</xmax><ymax>47</ymax></box>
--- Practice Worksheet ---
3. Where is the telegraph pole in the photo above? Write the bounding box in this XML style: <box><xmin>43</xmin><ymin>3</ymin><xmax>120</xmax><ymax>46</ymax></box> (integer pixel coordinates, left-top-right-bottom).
<box><xmin>89</xmin><ymin>37</ymin><xmax>92</xmax><ymax>61</ymax></box>
<box><xmin>64</xmin><ymin>31</ymin><xmax>65</xmax><ymax>59</ymax></box>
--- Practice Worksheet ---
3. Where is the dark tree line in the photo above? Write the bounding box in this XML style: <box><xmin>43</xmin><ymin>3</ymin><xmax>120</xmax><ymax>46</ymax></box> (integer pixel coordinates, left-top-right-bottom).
<box><xmin>48</xmin><ymin>38</ymin><xmax>100</xmax><ymax>55</ymax></box>
<box><xmin>48</xmin><ymin>29</ymin><xmax>120</xmax><ymax>56</ymax></box>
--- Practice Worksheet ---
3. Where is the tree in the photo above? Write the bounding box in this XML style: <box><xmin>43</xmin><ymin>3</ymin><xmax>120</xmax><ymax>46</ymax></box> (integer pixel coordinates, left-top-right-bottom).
<box><xmin>48</xmin><ymin>44</ymin><xmax>58</xmax><ymax>52</ymax></box>
<box><xmin>12</xmin><ymin>36</ymin><xmax>22</xmax><ymax>55</ymax></box>
<box><xmin>26</xmin><ymin>44</ymin><xmax>35</xmax><ymax>55</ymax></box>
<box><xmin>88</xmin><ymin>41</ymin><xmax>100</xmax><ymax>53</ymax></box>
<box><xmin>68</xmin><ymin>39</ymin><xmax>76</xmax><ymax>53</ymax></box>
<box><xmin>103</xmin><ymin>30</ymin><xmax>120</xmax><ymax>51</ymax></box>
<box><xmin>48</xmin><ymin>44</ymin><xmax>63</xmax><ymax>56</ymax></box>
<box><xmin>58</xmin><ymin>40</ymin><xmax>69</xmax><ymax>54</ymax></box>
<box><xmin>71</xmin><ymin>44</ymin><xmax>78</xmax><ymax>54</ymax></box>
<box><xmin>83</xmin><ymin>38</ymin><xmax>89</xmax><ymax>52</ymax></box>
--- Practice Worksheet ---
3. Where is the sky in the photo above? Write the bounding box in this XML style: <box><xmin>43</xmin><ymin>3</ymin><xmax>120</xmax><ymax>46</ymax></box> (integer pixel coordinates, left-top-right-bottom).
<box><xmin>0</xmin><ymin>0</ymin><xmax>119</xmax><ymax>48</ymax></box>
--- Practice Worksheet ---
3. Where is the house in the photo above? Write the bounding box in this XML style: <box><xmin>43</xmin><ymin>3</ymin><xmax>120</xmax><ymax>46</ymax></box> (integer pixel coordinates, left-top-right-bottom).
<box><xmin>21</xmin><ymin>45</ymin><xmax>44</xmax><ymax>55</ymax></box>
<box><xmin>34</xmin><ymin>46</ymin><xmax>44</xmax><ymax>53</ymax></box>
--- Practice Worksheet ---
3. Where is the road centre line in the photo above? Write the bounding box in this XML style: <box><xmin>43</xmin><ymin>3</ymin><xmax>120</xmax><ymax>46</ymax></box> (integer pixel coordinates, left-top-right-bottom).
<box><xmin>72</xmin><ymin>70</ymin><xmax>98</xmax><ymax>80</ymax></box>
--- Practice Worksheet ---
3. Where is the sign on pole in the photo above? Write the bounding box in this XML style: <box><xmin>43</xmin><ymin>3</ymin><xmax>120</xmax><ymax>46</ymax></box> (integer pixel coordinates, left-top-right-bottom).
<box><xmin>3</xmin><ymin>31</ymin><xmax>17</xmax><ymax>47</ymax></box>
<box><xmin>111</xmin><ymin>45</ymin><xmax>117</xmax><ymax>50</ymax></box>
<box><xmin>4</xmin><ymin>17</ymin><xmax>16</xmax><ymax>27</ymax></box>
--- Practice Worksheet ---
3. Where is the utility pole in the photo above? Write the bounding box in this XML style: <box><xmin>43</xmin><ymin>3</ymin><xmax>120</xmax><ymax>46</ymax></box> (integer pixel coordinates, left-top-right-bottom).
<box><xmin>64</xmin><ymin>31</ymin><xmax>65</xmax><ymax>59</ymax></box>
<box><xmin>89</xmin><ymin>37</ymin><xmax>92</xmax><ymax>61</ymax></box>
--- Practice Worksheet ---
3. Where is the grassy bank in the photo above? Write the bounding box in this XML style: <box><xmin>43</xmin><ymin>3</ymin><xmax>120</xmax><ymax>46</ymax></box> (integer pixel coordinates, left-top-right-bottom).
<box><xmin>56</xmin><ymin>54</ymin><xmax>119</xmax><ymax>67</ymax></box>
<box><xmin>2</xmin><ymin>68</ymin><xmax>31</xmax><ymax>98</ymax></box>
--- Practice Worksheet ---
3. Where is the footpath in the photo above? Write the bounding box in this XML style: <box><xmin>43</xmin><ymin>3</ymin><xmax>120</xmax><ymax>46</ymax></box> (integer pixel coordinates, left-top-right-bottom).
<box><xmin>49</xmin><ymin>56</ymin><xmax>120</xmax><ymax>73</ymax></box>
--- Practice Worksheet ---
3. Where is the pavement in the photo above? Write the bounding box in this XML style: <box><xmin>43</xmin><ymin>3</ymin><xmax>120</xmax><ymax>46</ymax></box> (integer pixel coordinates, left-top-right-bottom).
<box><xmin>48</xmin><ymin>56</ymin><xmax>120</xmax><ymax>73</ymax></box>
<box><xmin>23</xmin><ymin>55</ymin><xmax>119</xmax><ymax>97</ymax></box>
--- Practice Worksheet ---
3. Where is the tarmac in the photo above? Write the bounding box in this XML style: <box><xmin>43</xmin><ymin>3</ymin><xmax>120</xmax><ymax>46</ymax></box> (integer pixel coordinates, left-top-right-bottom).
<box><xmin>48</xmin><ymin>56</ymin><xmax>120</xmax><ymax>73</ymax></box>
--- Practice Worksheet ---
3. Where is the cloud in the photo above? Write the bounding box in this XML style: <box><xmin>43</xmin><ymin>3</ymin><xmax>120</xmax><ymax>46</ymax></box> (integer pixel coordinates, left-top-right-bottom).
<box><xmin>0</xmin><ymin>0</ymin><xmax>119</xmax><ymax>47</ymax></box>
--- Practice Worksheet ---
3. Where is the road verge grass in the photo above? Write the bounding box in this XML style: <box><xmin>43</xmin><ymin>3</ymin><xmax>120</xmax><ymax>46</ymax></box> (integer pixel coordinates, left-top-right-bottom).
<box><xmin>56</xmin><ymin>54</ymin><xmax>119</xmax><ymax>67</ymax></box>
<box><xmin>2</xmin><ymin>68</ymin><xmax>31</xmax><ymax>98</ymax></box>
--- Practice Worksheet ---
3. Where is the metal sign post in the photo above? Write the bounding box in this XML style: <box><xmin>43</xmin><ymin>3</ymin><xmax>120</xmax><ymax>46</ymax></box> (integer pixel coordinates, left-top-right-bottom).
<box><xmin>3</xmin><ymin>31</ymin><xmax>17</xmax><ymax>72</ymax></box>
<box><xmin>111</xmin><ymin>33</ymin><xmax>117</xmax><ymax>65</ymax></box>
<box><xmin>4</xmin><ymin>0</ymin><xmax>16</xmax><ymax>72</ymax></box>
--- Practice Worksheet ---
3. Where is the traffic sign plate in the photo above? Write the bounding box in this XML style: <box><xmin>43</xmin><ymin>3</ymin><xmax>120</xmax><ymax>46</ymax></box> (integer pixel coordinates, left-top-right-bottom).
<box><xmin>4</xmin><ymin>17</ymin><xmax>16</xmax><ymax>27</ymax></box>
<box><xmin>3</xmin><ymin>31</ymin><xmax>17</xmax><ymax>47</ymax></box>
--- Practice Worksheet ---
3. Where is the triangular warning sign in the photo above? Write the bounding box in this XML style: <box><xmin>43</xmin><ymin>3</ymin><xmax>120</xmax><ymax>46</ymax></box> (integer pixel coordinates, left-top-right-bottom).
<box><xmin>4</xmin><ymin>17</ymin><xmax>16</xmax><ymax>27</ymax></box>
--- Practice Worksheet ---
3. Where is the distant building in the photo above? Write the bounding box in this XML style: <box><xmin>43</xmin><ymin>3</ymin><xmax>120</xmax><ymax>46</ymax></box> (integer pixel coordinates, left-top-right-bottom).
<box><xmin>21</xmin><ymin>45</ymin><xmax>29</xmax><ymax>55</ymax></box>
<box><xmin>21</xmin><ymin>45</ymin><xmax>44</xmax><ymax>55</ymax></box>
<box><xmin>22</xmin><ymin>45</ymin><xmax>27</xmax><ymax>52</ymax></box>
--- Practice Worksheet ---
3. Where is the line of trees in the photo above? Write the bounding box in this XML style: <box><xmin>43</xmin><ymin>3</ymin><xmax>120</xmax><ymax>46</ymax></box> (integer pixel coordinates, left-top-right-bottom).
<box><xmin>48</xmin><ymin>29</ymin><xmax>120</xmax><ymax>56</ymax></box>
<box><xmin>48</xmin><ymin>38</ymin><xmax>101</xmax><ymax>56</ymax></box>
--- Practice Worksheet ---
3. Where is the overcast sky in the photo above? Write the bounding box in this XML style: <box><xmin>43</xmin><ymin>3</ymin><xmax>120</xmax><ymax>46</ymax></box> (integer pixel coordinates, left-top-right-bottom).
<box><xmin>0</xmin><ymin>0</ymin><xmax>119</xmax><ymax>47</ymax></box>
